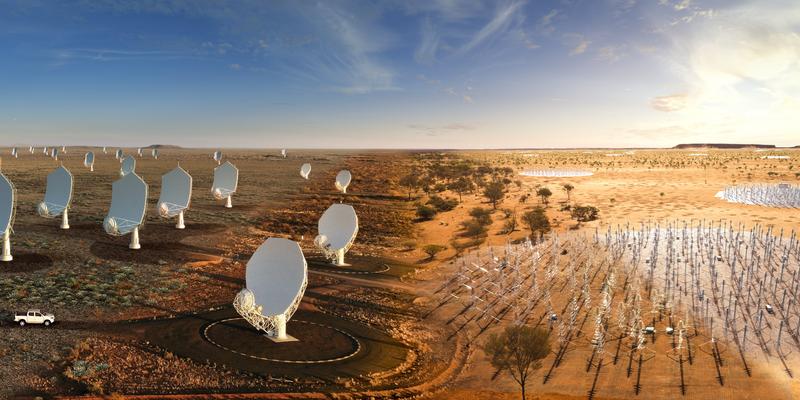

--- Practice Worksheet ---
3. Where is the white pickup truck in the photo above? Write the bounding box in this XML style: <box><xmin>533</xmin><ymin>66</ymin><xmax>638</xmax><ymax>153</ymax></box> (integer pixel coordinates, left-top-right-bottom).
<box><xmin>14</xmin><ymin>309</ymin><xmax>55</xmax><ymax>327</ymax></box>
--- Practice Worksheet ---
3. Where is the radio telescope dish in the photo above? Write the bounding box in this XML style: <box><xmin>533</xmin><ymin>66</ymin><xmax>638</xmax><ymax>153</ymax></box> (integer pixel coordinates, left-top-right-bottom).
<box><xmin>28</xmin><ymin>146</ymin><xmax>33</xmax><ymax>154</ymax></box>
<box><xmin>315</xmin><ymin>203</ymin><xmax>358</xmax><ymax>266</ymax></box>
<box><xmin>213</xmin><ymin>150</ymin><xmax>223</xmax><ymax>164</ymax></box>
<box><xmin>50</xmin><ymin>147</ymin><xmax>59</xmax><ymax>160</ymax></box>
<box><xmin>300</xmin><ymin>163</ymin><xmax>311</xmax><ymax>180</ymax></box>
<box><xmin>102</xmin><ymin>146</ymin><xmax>107</xmax><ymax>154</ymax></box>
<box><xmin>61</xmin><ymin>146</ymin><xmax>66</xmax><ymax>153</ymax></box>
<box><xmin>84</xmin><ymin>152</ymin><xmax>95</xmax><ymax>171</ymax></box>
<box><xmin>281</xmin><ymin>149</ymin><xmax>287</xmax><ymax>158</ymax></box>
<box><xmin>137</xmin><ymin>148</ymin><xmax>143</xmax><ymax>157</ymax></box>
<box><xmin>335</xmin><ymin>170</ymin><xmax>352</xmax><ymax>194</ymax></box>
<box><xmin>120</xmin><ymin>155</ymin><xmax>136</xmax><ymax>176</ymax></box>
<box><xmin>10</xmin><ymin>148</ymin><xmax>17</xmax><ymax>158</ymax></box>
<box><xmin>43</xmin><ymin>147</ymin><xmax>48</xmax><ymax>155</ymax></box>
<box><xmin>233</xmin><ymin>237</ymin><xmax>307</xmax><ymax>341</ymax></box>
<box><xmin>0</xmin><ymin>172</ymin><xmax>15</xmax><ymax>262</ymax></box>
<box><xmin>151</xmin><ymin>148</ymin><xmax>159</xmax><ymax>159</ymax></box>
<box><xmin>37</xmin><ymin>166</ymin><xmax>73</xmax><ymax>229</ymax></box>
<box><xmin>211</xmin><ymin>161</ymin><xmax>238</xmax><ymax>208</ymax></box>
<box><xmin>158</xmin><ymin>166</ymin><xmax>192</xmax><ymax>229</ymax></box>
<box><xmin>104</xmin><ymin>172</ymin><xmax>148</xmax><ymax>249</ymax></box>
<box><xmin>115</xmin><ymin>149</ymin><xmax>123</xmax><ymax>160</ymax></box>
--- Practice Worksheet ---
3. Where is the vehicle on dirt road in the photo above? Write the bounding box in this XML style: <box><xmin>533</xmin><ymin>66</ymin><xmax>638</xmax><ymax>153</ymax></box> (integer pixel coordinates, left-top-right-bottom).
<box><xmin>14</xmin><ymin>310</ymin><xmax>55</xmax><ymax>327</ymax></box>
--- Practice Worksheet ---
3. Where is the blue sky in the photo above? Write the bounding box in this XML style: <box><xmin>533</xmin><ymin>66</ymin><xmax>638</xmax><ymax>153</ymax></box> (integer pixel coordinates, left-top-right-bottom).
<box><xmin>0</xmin><ymin>0</ymin><xmax>798</xmax><ymax>148</ymax></box>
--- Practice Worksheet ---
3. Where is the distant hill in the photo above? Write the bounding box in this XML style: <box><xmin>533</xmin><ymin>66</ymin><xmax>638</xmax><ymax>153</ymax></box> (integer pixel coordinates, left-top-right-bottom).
<box><xmin>145</xmin><ymin>144</ymin><xmax>182</xmax><ymax>149</ymax></box>
<box><xmin>673</xmin><ymin>143</ymin><xmax>776</xmax><ymax>149</ymax></box>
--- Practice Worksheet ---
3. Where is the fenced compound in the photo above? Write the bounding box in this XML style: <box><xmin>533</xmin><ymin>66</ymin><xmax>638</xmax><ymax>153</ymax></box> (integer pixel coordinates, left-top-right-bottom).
<box><xmin>716</xmin><ymin>183</ymin><xmax>800</xmax><ymax>208</ymax></box>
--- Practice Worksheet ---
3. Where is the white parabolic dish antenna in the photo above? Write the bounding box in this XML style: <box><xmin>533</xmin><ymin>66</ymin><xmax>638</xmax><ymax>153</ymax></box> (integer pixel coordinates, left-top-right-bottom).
<box><xmin>300</xmin><ymin>163</ymin><xmax>311</xmax><ymax>180</ymax></box>
<box><xmin>315</xmin><ymin>203</ymin><xmax>358</xmax><ymax>266</ymax></box>
<box><xmin>84</xmin><ymin>151</ymin><xmax>95</xmax><ymax>171</ymax></box>
<box><xmin>115</xmin><ymin>149</ymin><xmax>123</xmax><ymax>160</ymax></box>
<box><xmin>152</xmin><ymin>148</ymin><xmax>159</xmax><ymax>159</ymax></box>
<box><xmin>158</xmin><ymin>166</ymin><xmax>192</xmax><ymax>229</ymax></box>
<box><xmin>51</xmin><ymin>147</ymin><xmax>58</xmax><ymax>160</ymax></box>
<box><xmin>11</xmin><ymin>148</ymin><xmax>17</xmax><ymax>158</ymax></box>
<box><xmin>335</xmin><ymin>170</ymin><xmax>352</xmax><ymax>194</ymax></box>
<box><xmin>213</xmin><ymin>150</ymin><xmax>223</xmax><ymax>164</ymax></box>
<box><xmin>281</xmin><ymin>149</ymin><xmax>287</xmax><ymax>158</ymax></box>
<box><xmin>104</xmin><ymin>172</ymin><xmax>148</xmax><ymax>250</ymax></box>
<box><xmin>120</xmin><ymin>155</ymin><xmax>136</xmax><ymax>176</ymax></box>
<box><xmin>137</xmin><ymin>148</ymin><xmax>143</xmax><ymax>157</ymax></box>
<box><xmin>233</xmin><ymin>237</ymin><xmax>307</xmax><ymax>341</ymax></box>
<box><xmin>212</xmin><ymin>161</ymin><xmax>238</xmax><ymax>208</ymax></box>
<box><xmin>37</xmin><ymin>166</ymin><xmax>73</xmax><ymax>229</ymax></box>
<box><xmin>0</xmin><ymin>172</ymin><xmax>15</xmax><ymax>262</ymax></box>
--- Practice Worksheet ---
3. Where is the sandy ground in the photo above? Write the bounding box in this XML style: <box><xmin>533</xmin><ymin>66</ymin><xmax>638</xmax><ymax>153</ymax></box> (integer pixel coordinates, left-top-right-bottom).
<box><xmin>411</xmin><ymin>149</ymin><xmax>800</xmax><ymax>400</ymax></box>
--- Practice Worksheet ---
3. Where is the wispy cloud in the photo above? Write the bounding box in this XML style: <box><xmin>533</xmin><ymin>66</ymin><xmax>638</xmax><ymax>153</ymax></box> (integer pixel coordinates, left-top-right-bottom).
<box><xmin>595</xmin><ymin>45</ymin><xmax>625</xmax><ymax>63</ymax></box>
<box><xmin>517</xmin><ymin>29</ymin><xmax>540</xmax><ymax>49</ymax></box>
<box><xmin>415</xmin><ymin>17</ymin><xmax>440</xmax><ymax>64</ymax></box>
<box><xmin>301</xmin><ymin>2</ymin><xmax>398</xmax><ymax>94</ymax></box>
<box><xmin>457</xmin><ymin>1</ymin><xmax>525</xmax><ymax>55</ymax></box>
<box><xmin>651</xmin><ymin>93</ymin><xmax>689</xmax><ymax>112</ymax></box>
<box><xmin>564</xmin><ymin>33</ymin><xmax>590</xmax><ymax>55</ymax></box>
<box><xmin>408</xmin><ymin>122</ymin><xmax>476</xmax><ymax>136</ymax></box>
<box><xmin>418</xmin><ymin>74</ymin><xmax>474</xmax><ymax>103</ymax></box>
<box><xmin>53</xmin><ymin>47</ymin><xmax>197</xmax><ymax>64</ymax></box>
<box><xmin>537</xmin><ymin>9</ymin><xmax>559</xmax><ymax>35</ymax></box>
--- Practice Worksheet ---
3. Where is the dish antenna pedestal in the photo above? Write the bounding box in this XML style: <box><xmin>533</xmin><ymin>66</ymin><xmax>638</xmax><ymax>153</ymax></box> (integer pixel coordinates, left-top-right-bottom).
<box><xmin>1</xmin><ymin>229</ymin><xmax>11</xmax><ymax>262</ymax></box>
<box><xmin>334</xmin><ymin>249</ymin><xmax>346</xmax><ymax>266</ymax></box>
<box><xmin>176</xmin><ymin>210</ymin><xmax>185</xmax><ymax>229</ymax></box>
<box><xmin>129</xmin><ymin>227</ymin><xmax>141</xmax><ymax>249</ymax></box>
<box><xmin>269</xmin><ymin>314</ymin><xmax>294</xmax><ymax>342</ymax></box>
<box><xmin>225</xmin><ymin>195</ymin><xmax>232</xmax><ymax>208</ymax></box>
<box><xmin>61</xmin><ymin>209</ymin><xmax>70</xmax><ymax>230</ymax></box>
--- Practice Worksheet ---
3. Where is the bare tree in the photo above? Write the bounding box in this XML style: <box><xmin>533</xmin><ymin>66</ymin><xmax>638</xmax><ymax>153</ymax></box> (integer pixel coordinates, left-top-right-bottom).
<box><xmin>399</xmin><ymin>173</ymin><xmax>419</xmax><ymax>200</ymax></box>
<box><xmin>484</xmin><ymin>325</ymin><xmax>551</xmax><ymax>400</ymax></box>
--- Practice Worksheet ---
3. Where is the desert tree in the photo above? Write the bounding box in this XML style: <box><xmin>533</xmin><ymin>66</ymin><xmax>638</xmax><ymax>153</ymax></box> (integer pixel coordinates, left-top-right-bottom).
<box><xmin>483</xmin><ymin>181</ymin><xmax>506</xmax><ymax>209</ymax></box>
<box><xmin>571</xmin><ymin>205</ymin><xmax>599</xmax><ymax>226</ymax></box>
<box><xmin>416</xmin><ymin>204</ymin><xmax>437</xmax><ymax>221</ymax></box>
<box><xmin>502</xmin><ymin>208</ymin><xmax>518</xmax><ymax>234</ymax></box>
<box><xmin>449</xmin><ymin>176</ymin><xmax>475</xmax><ymax>202</ymax></box>
<box><xmin>562</xmin><ymin>183</ymin><xmax>574</xmax><ymax>202</ymax></box>
<box><xmin>484</xmin><ymin>325</ymin><xmax>551</xmax><ymax>400</ymax></box>
<box><xmin>418</xmin><ymin>175</ymin><xmax>435</xmax><ymax>197</ymax></box>
<box><xmin>399</xmin><ymin>173</ymin><xmax>419</xmax><ymax>200</ymax></box>
<box><xmin>536</xmin><ymin>187</ymin><xmax>553</xmax><ymax>206</ymax></box>
<box><xmin>423</xmin><ymin>244</ymin><xmax>447</xmax><ymax>260</ymax></box>
<box><xmin>522</xmin><ymin>207</ymin><xmax>550</xmax><ymax>243</ymax></box>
